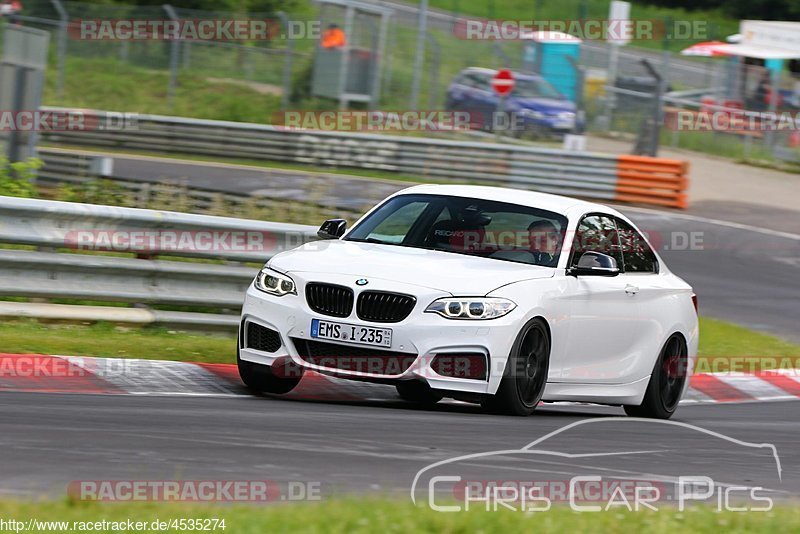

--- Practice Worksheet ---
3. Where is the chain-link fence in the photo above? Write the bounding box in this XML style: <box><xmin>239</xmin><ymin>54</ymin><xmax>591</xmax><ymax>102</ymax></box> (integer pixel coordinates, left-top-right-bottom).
<box><xmin>2</xmin><ymin>0</ymin><xmax>798</xmax><ymax>163</ymax></box>
<box><xmin>2</xmin><ymin>0</ymin><xmax>306</xmax><ymax>119</ymax></box>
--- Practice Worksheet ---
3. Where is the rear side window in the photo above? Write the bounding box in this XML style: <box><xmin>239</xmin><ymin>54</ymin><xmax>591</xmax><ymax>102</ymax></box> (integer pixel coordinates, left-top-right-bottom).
<box><xmin>466</xmin><ymin>72</ymin><xmax>491</xmax><ymax>91</ymax></box>
<box><xmin>615</xmin><ymin>218</ymin><xmax>659</xmax><ymax>274</ymax></box>
<box><xmin>570</xmin><ymin>214</ymin><xmax>623</xmax><ymax>268</ymax></box>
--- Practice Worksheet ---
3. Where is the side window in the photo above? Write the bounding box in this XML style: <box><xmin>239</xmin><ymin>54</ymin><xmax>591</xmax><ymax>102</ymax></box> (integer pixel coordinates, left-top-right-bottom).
<box><xmin>570</xmin><ymin>214</ymin><xmax>623</xmax><ymax>268</ymax></box>
<box><xmin>462</xmin><ymin>73</ymin><xmax>479</xmax><ymax>88</ymax></box>
<box><xmin>615</xmin><ymin>218</ymin><xmax>659</xmax><ymax>274</ymax></box>
<box><xmin>466</xmin><ymin>73</ymin><xmax>490</xmax><ymax>91</ymax></box>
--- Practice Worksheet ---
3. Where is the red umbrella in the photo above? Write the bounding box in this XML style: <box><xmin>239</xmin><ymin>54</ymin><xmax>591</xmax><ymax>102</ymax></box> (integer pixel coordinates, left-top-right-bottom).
<box><xmin>680</xmin><ymin>41</ymin><xmax>730</xmax><ymax>57</ymax></box>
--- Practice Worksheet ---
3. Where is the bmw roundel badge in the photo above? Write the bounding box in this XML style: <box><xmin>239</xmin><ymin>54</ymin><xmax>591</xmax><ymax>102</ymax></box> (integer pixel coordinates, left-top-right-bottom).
<box><xmin>356</xmin><ymin>278</ymin><xmax>368</xmax><ymax>286</ymax></box>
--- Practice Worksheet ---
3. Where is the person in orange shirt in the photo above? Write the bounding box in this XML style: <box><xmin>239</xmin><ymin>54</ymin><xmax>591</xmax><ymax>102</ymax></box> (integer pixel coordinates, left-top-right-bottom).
<box><xmin>321</xmin><ymin>23</ymin><xmax>346</xmax><ymax>48</ymax></box>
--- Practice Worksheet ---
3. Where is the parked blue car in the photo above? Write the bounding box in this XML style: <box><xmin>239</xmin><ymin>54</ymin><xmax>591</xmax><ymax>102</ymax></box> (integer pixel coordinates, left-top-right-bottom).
<box><xmin>445</xmin><ymin>67</ymin><xmax>580</xmax><ymax>137</ymax></box>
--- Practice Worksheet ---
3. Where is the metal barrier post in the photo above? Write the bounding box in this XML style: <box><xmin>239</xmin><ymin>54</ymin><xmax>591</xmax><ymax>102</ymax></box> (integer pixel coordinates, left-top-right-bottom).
<box><xmin>566</xmin><ymin>55</ymin><xmax>586</xmax><ymax>134</ymax></box>
<box><xmin>277</xmin><ymin>12</ymin><xmax>293</xmax><ymax>110</ymax></box>
<box><xmin>49</xmin><ymin>0</ymin><xmax>68</xmax><ymax>101</ymax></box>
<box><xmin>163</xmin><ymin>4</ymin><xmax>180</xmax><ymax>107</ymax></box>
<box><xmin>409</xmin><ymin>0</ymin><xmax>428</xmax><ymax>109</ymax></box>
<box><xmin>425</xmin><ymin>32</ymin><xmax>439</xmax><ymax>109</ymax></box>
<box><xmin>638</xmin><ymin>58</ymin><xmax>665</xmax><ymax>157</ymax></box>
<box><xmin>373</xmin><ymin>11</ymin><xmax>391</xmax><ymax>105</ymax></box>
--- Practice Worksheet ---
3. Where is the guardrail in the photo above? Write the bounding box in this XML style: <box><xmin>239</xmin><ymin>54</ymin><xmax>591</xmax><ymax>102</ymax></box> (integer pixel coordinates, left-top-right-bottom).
<box><xmin>0</xmin><ymin>196</ymin><xmax>318</xmax><ymax>328</ymax></box>
<box><xmin>35</xmin><ymin>148</ymin><xmax>367</xmax><ymax>218</ymax></box>
<box><xmin>41</xmin><ymin>108</ymin><xmax>690</xmax><ymax>209</ymax></box>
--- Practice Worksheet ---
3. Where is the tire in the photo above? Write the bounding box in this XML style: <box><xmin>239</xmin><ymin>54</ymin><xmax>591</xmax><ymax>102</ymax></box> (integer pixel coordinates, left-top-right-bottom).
<box><xmin>482</xmin><ymin>318</ymin><xmax>550</xmax><ymax>416</ymax></box>
<box><xmin>396</xmin><ymin>380</ymin><xmax>443</xmax><ymax>406</ymax></box>
<box><xmin>624</xmin><ymin>334</ymin><xmax>688</xmax><ymax>419</ymax></box>
<box><xmin>237</xmin><ymin>350</ymin><xmax>303</xmax><ymax>395</ymax></box>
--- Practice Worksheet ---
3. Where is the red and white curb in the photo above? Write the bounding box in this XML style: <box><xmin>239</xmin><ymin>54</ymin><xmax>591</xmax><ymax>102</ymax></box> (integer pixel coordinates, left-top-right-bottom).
<box><xmin>1</xmin><ymin>354</ymin><xmax>799</xmax><ymax>405</ymax></box>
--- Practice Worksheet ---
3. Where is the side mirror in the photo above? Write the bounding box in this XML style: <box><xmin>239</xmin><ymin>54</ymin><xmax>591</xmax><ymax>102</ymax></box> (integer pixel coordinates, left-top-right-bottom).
<box><xmin>317</xmin><ymin>219</ymin><xmax>347</xmax><ymax>240</ymax></box>
<box><xmin>568</xmin><ymin>251</ymin><xmax>620</xmax><ymax>277</ymax></box>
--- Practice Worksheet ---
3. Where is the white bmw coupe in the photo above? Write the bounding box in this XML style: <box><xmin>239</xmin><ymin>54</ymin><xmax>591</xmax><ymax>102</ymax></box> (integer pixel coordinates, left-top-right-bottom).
<box><xmin>238</xmin><ymin>185</ymin><xmax>698</xmax><ymax>418</ymax></box>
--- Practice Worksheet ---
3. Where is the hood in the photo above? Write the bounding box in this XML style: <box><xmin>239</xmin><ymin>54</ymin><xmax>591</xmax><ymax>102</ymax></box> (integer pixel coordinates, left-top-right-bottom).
<box><xmin>512</xmin><ymin>97</ymin><xmax>575</xmax><ymax>113</ymax></box>
<box><xmin>270</xmin><ymin>240</ymin><xmax>554</xmax><ymax>296</ymax></box>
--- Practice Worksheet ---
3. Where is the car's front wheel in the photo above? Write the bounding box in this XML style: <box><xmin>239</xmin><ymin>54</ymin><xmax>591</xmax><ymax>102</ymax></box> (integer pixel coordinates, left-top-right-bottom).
<box><xmin>624</xmin><ymin>334</ymin><xmax>688</xmax><ymax>419</ymax></box>
<box><xmin>237</xmin><ymin>351</ymin><xmax>303</xmax><ymax>395</ymax></box>
<box><xmin>396</xmin><ymin>380</ymin><xmax>443</xmax><ymax>406</ymax></box>
<box><xmin>482</xmin><ymin>318</ymin><xmax>550</xmax><ymax>416</ymax></box>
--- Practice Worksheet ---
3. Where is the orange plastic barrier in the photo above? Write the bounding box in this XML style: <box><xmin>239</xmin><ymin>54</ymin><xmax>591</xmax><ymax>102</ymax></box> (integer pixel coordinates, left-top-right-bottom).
<box><xmin>616</xmin><ymin>155</ymin><xmax>689</xmax><ymax>209</ymax></box>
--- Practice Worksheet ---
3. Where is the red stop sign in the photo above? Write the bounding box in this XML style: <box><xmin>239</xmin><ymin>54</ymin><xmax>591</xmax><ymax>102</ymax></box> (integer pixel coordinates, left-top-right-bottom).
<box><xmin>491</xmin><ymin>69</ymin><xmax>515</xmax><ymax>96</ymax></box>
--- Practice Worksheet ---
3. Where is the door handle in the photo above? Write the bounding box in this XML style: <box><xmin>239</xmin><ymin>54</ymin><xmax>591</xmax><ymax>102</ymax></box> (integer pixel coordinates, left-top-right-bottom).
<box><xmin>625</xmin><ymin>285</ymin><xmax>639</xmax><ymax>295</ymax></box>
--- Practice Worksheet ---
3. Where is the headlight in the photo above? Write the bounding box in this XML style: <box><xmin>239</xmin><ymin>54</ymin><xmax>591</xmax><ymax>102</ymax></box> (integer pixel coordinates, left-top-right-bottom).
<box><xmin>254</xmin><ymin>267</ymin><xmax>296</xmax><ymax>296</ymax></box>
<box><xmin>425</xmin><ymin>298</ymin><xmax>516</xmax><ymax>320</ymax></box>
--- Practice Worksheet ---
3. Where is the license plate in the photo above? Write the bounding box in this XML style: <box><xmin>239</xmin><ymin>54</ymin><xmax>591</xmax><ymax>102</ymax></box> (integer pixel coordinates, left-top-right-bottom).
<box><xmin>310</xmin><ymin>319</ymin><xmax>392</xmax><ymax>348</ymax></box>
<box><xmin>553</xmin><ymin>119</ymin><xmax>575</xmax><ymax>130</ymax></box>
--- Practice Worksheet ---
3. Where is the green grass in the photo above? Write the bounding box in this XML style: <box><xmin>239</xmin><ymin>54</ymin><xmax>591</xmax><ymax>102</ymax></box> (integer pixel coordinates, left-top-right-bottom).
<box><xmin>0</xmin><ymin>498</ymin><xmax>797</xmax><ymax>532</ymax></box>
<box><xmin>0</xmin><ymin>321</ymin><xmax>235</xmax><ymax>363</ymax></box>
<box><xmin>696</xmin><ymin>317</ymin><xmax>800</xmax><ymax>373</ymax></box>
<box><xmin>43</xmin><ymin>57</ymin><xmax>284</xmax><ymax>124</ymax></box>
<box><xmin>2</xmin><ymin>317</ymin><xmax>799</xmax><ymax>369</ymax></box>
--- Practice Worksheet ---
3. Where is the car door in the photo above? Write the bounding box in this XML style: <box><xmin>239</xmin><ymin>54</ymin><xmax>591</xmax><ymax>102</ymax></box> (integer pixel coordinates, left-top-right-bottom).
<box><xmin>472</xmin><ymin>73</ymin><xmax>499</xmax><ymax>130</ymax></box>
<box><xmin>447</xmin><ymin>72</ymin><xmax>471</xmax><ymax>111</ymax></box>
<box><xmin>613</xmin><ymin>216</ymin><xmax>670</xmax><ymax>376</ymax></box>
<box><xmin>454</xmin><ymin>73</ymin><xmax>484</xmax><ymax>128</ymax></box>
<box><xmin>560</xmin><ymin>214</ymin><xmax>643</xmax><ymax>384</ymax></box>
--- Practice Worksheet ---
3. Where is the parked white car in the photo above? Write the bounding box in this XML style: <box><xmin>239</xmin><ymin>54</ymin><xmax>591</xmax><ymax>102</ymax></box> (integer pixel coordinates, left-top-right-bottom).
<box><xmin>238</xmin><ymin>185</ymin><xmax>698</xmax><ymax>418</ymax></box>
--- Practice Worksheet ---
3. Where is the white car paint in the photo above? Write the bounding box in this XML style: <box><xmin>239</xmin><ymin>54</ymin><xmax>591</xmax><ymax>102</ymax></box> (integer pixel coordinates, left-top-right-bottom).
<box><xmin>239</xmin><ymin>184</ymin><xmax>699</xmax><ymax>406</ymax></box>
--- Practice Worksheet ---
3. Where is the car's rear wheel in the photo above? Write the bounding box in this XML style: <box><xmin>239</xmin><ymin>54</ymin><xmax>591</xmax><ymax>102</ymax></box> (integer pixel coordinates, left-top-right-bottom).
<box><xmin>624</xmin><ymin>334</ymin><xmax>688</xmax><ymax>419</ymax></box>
<box><xmin>396</xmin><ymin>380</ymin><xmax>443</xmax><ymax>406</ymax></box>
<box><xmin>237</xmin><ymin>350</ymin><xmax>303</xmax><ymax>395</ymax></box>
<box><xmin>482</xmin><ymin>318</ymin><xmax>550</xmax><ymax>416</ymax></box>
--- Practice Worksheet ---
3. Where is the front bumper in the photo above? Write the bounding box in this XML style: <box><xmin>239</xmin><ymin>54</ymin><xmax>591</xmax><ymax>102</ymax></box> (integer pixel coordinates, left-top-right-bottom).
<box><xmin>238</xmin><ymin>277</ymin><xmax>523</xmax><ymax>396</ymax></box>
<box><xmin>519</xmin><ymin>114</ymin><xmax>577</xmax><ymax>133</ymax></box>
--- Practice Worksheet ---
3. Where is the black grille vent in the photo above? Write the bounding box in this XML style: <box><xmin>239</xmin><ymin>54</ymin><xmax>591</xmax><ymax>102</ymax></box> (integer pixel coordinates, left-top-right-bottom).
<box><xmin>357</xmin><ymin>291</ymin><xmax>416</xmax><ymax>323</ymax></box>
<box><xmin>291</xmin><ymin>338</ymin><xmax>417</xmax><ymax>375</ymax></box>
<box><xmin>246</xmin><ymin>323</ymin><xmax>282</xmax><ymax>353</ymax></box>
<box><xmin>305</xmin><ymin>283</ymin><xmax>354</xmax><ymax>318</ymax></box>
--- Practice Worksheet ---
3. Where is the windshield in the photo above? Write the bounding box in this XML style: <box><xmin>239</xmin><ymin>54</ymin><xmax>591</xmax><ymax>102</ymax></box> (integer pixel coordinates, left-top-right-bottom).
<box><xmin>345</xmin><ymin>194</ymin><xmax>568</xmax><ymax>267</ymax></box>
<box><xmin>511</xmin><ymin>78</ymin><xmax>564</xmax><ymax>99</ymax></box>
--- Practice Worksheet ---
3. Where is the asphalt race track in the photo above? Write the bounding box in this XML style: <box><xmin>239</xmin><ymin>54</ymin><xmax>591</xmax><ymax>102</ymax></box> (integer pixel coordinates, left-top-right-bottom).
<box><xmin>623</xmin><ymin>207</ymin><xmax>800</xmax><ymax>343</ymax></box>
<box><xmin>1</xmin><ymin>392</ymin><xmax>797</xmax><ymax>501</ymax></box>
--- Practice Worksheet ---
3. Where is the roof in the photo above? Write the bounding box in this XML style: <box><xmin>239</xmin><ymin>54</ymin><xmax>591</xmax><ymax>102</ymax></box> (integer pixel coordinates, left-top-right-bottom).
<box><xmin>710</xmin><ymin>43</ymin><xmax>800</xmax><ymax>60</ymax></box>
<box><xmin>391</xmin><ymin>184</ymin><xmax>611</xmax><ymax>217</ymax></box>
<box><xmin>518</xmin><ymin>30</ymin><xmax>582</xmax><ymax>44</ymax></box>
<box><xmin>462</xmin><ymin>67</ymin><xmax>544</xmax><ymax>81</ymax></box>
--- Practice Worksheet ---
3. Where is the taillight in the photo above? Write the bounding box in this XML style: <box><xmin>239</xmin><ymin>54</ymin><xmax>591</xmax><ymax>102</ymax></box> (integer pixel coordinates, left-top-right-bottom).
<box><xmin>691</xmin><ymin>293</ymin><xmax>698</xmax><ymax>314</ymax></box>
